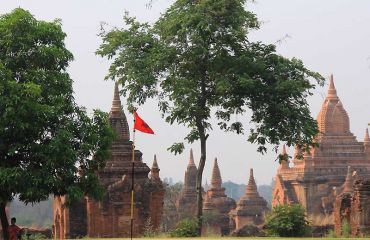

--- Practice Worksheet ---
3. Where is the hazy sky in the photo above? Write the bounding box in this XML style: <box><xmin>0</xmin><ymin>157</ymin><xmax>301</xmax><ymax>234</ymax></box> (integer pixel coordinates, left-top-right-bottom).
<box><xmin>1</xmin><ymin>0</ymin><xmax>370</xmax><ymax>185</ymax></box>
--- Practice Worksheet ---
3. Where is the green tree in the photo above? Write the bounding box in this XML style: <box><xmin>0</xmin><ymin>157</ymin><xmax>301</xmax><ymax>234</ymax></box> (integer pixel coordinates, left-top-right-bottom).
<box><xmin>265</xmin><ymin>204</ymin><xmax>310</xmax><ymax>237</ymax></box>
<box><xmin>0</xmin><ymin>8</ymin><xmax>114</xmax><ymax>240</ymax></box>
<box><xmin>97</xmin><ymin>0</ymin><xmax>323</xmax><ymax>234</ymax></box>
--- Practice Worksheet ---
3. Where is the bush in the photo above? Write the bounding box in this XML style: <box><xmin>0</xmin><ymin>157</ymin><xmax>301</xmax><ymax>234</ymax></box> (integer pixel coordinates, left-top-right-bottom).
<box><xmin>326</xmin><ymin>229</ymin><xmax>337</xmax><ymax>238</ymax></box>
<box><xmin>342</xmin><ymin>219</ymin><xmax>351</xmax><ymax>238</ymax></box>
<box><xmin>231</xmin><ymin>224</ymin><xmax>265</xmax><ymax>237</ymax></box>
<box><xmin>170</xmin><ymin>218</ymin><xmax>198</xmax><ymax>237</ymax></box>
<box><xmin>265</xmin><ymin>204</ymin><xmax>310</xmax><ymax>237</ymax></box>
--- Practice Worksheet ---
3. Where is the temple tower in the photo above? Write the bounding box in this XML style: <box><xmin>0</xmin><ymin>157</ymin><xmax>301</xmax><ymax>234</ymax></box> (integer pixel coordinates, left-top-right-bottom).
<box><xmin>230</xmin><ymin>168</ymin><xmax>268</xmax><ymax>231</ymax></box>
<box><xmin>202</xmin><ymin>158</ymin><xmax>236</xmax><ymax>236</ymax></box>
<box><xmin>364</xmin><ymin>129</ymin><xmax>370</xmax><ymax>153</ymax></box>
<box><xmin>278</xmin><ymin>145</ymin><xmax>289</xmax><ymax>171</ymax></box>
<box><xmin>176</xmin><ymin>149</ymin><xmax>198</xmax><ymax>218</ymax></box>
<box><xmin>272</xmin><ymin>74</ymin><xmax>370</xmax><ymax>226</ymax></box>
<box><xmin>53</xmin><ymin>83</ymin><xmax>164</xmax><ymax>238</ymax></box>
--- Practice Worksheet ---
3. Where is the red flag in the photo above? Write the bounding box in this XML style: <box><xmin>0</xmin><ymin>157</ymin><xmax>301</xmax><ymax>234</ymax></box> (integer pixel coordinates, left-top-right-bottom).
<box><xmin>134</xmin><ymin>112</ymin><xmax>154</xmax><ymax>134</ymax></box>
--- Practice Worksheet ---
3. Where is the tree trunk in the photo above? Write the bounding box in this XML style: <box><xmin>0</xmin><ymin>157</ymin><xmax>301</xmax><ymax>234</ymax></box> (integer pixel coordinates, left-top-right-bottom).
<box><xmin>196</xmin><ymin>130</ymin><xmax>206</xmax><ymax>236</ymax></box>
<box><xmin>0</xmin><ymin>202</ymin><xmax>9</xmax><ymax>240</ymax></box>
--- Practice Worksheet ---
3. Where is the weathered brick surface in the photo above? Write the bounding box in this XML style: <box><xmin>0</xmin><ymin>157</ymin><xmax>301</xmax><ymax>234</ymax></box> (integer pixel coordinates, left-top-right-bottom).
<box><xmin>272</xmin><ymin>75</ymin><xmax>370</xmax><ymax>230</ymax></box>
<box><xmin>334</xmin><ymin>179</ymin><xmax>370</xmax><ymax>237</ymax></box>
<box><xmin>176</xmin><ymin>149</ymin><xmax>198</xmax><ymax>219</ymax></box>
<box><xmin>230</xmin><ymin>169</ymin><xmax>268</xmax><ymax>232</ymax></box>
<box><xmin>53</xmin><ymin>83</ymin><xmax>164</xmax><ymax>238</ymax></box>
<box><xmin>202</xmin><ymin>158</ymin><xmax>236</xmax><ymax>236</ymax></box>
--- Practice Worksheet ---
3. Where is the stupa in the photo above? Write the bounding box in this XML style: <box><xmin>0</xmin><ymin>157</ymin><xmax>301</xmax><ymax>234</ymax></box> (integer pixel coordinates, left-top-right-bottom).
<box><xmin>202</xmin><ymin>158</ymin><xmax>236</xmax><ymax>236</ymax></box>
<box><xmin>176</xmin><ymin>149</ymin><xmax>198</xmax><ymax>218</ymax></box>
<box><xmin>53</xmin><ymin>83</ymin><xmax>164</xmax><ymax>238</ymax></box>
<box><xmin>229</xmin><ymin>168</ymin><xmax>268</xmax><ymax>230</ymax></box>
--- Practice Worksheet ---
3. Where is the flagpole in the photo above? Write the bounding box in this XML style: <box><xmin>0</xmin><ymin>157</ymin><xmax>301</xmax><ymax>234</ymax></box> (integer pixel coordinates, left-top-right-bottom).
<box><xmin>131</xmin><ymin>118</ymin><xmax>136</xmax><ymax>240</ymax></box>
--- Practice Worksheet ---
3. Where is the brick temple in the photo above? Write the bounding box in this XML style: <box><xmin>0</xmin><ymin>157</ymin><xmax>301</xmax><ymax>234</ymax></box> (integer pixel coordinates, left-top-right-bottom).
<box><xmin>230</xmin><ymin>168</ymin><xmax>268</xmax><ymax>230</ymax></box>
<box><xmin>176</xmin><ymin>149</ymin><xmax>198</xmax><ymax>218</ymax></box>
<box><xmin>334</xmin><ymin>167</ymin><xmax>370</xmax><ymax>236</ymax></box>
<box><xmin>203</xmin><ymin>158</ymin><xmax>236</xmax><ymax>236</ymax></box>
<box><xmin>272</xmin><ymin>75</ymin><xmax>370</xmax><ymax>229</ymax></box>
<box><xmin>53</xmin><ymin>83</ymin><xmax>164</xmax><ymax>239</ymax></box>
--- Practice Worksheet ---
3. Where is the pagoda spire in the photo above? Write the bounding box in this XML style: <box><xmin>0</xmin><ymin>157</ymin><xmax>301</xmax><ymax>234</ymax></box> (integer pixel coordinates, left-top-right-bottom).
<box><xmin>282</xmin><ymin>145</ymin><xmax>287</xmax><ymax>155</ymax></box>
<box><xmin>342</xmin><ymin>166</ymin><xmax>354</xmax><ymax>193</ymax></box>
<box><xmin>245</xmin><ymin>168</ymin><xmax>259</xmax><ymax>199</ymax></box>
<box><xmin>364</xmin><ymin>128</ymin><xmax>370</xmax><ymax>143</ymax></box>
<box><xmin>327</xmin><ymin>74</ymin><xmax>339</xmax><ymax>100</ymax></box>
<box><xmin>211</xmin><ymin>158</ymin><xmax>222</xmax><ymax>189</ymax></box>
<box><xmin>183</xmin><ymin>148</ymin><xmax>197</xmax><ymax>193</ymax></box>
<box><xmin>151</xmin><ymin>154</ymin><xmax>160</xmax><ymax>180</ymax></box>
<box><xmin>108</xmin><ymin>82</ymin><xmax>130</xmax><ymax>141</ymax></box>
<box><xmin>152</xmin><ymin>154</ymin><xmax>159</xmax><ymax>169</ymax></box>
<box><xmin>279</xmin><ymin>145</ymin><xmax>289</xmax><ymax>170</ymax></box>
<box><xmin>111</xmin><ymin>82</ymin><xmax>122</xmax><ymax>112</ymax></box>
<box><xmin>188</xmin><ymin>148</ymin><xmax>196</xmax><ymax>166</ymax></box>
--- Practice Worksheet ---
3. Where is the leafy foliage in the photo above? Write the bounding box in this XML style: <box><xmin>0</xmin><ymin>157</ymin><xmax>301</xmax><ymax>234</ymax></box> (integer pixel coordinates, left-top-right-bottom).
<box><xmin>0</xmin><ymin>8</ymin><xmax>114</xmax><ymax>238</ymax></box>
<box><xmin>97</xmin><ymin>0</ymin><xmax>324</xmax><ymax>234</ymax></box>
<box><xmin>97</xmin><ymin>0</ymin><xmax>323</xmax><ymax>154</ymax></box>
<box><xmin>170</xmin><ymin>218</ymin><xmax>198</xmax><ymax>237</ymax></box>
<box><xmin>265</xmin><ymin>204</ymin><xmax>310</xmax><ymax>237</ymax></box>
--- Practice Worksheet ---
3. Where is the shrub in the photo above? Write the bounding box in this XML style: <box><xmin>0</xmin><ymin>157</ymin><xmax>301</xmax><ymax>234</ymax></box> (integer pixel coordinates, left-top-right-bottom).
<box><xmin>265</xmin><ymin>204</ymin><xmax>310</xmax><ymax>237</ymax></box>
<box><xmin>170</xmin><ymin>218</ymin><xmax>198</xmax><ymax>237</ymax></box>
<box><xmin>326</xmin><ymin>229</ymin><xmax>337</xmax><ymax>238</ymax></box>
<box><xmin>342</xmin><ymin>219</ymin><xmax>351</xmax><ymax>238</ymax></box>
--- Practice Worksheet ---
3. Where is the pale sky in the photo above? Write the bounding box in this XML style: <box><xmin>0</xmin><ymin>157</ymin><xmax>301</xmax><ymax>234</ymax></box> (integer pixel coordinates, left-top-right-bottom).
<box><xmin>1</xmin><ymin>0</ymin><xmax>370</xmax><ymax>185</ymax></box>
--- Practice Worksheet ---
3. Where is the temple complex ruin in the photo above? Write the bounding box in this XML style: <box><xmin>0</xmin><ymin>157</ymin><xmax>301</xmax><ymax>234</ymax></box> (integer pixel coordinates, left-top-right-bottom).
<box><xmin>202</xmin><ymin>158</ymin><xmax>236</xmax><ymax>236</ymax></box>
<box><xmin>334</xmin><ymin>169</ymin><xmax>370</xmax><ymax>237</ymax></box>
<box><xmin>53</xmin><ymin>83</ymin><xmax>164</xmax><ymax>239</ymax></box>
<box><xmin>230</xmin><ymin>168</ymin><xmax>268</xmax><ymax>231</ymax></box>
<box><xmin>272</xmin><ymin>75</ymin><xmax>370</xmax><ymax>230</ymax></box>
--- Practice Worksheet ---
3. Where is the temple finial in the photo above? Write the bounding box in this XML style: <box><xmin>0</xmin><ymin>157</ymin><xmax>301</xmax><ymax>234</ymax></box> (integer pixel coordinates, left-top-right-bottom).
<box><xmin>152</xmin><ymin>154</ymin><xmax>159</xmax><ymax>169</ymax></box>
<box><xmin>211</xmin><ymin>158</ymin><xmax>222</xmax><ymax>189</ymax></box>
<box><xmin>327</xmin><ymin>74</ymin><xmax>338</xmax><ymax>99</ymax></box>
<box><xmin>342</xmin><ymin>166</ymin><xmax>353</xmax><ymax>193</ymax></box>
<box><xmin>151</xmin><ymin>154</ymin><xmax>160</xmax><ymax>180</ymax></box>
<box><xmin>282</xmin><ymin>145</ymin><xmax>287</xmax><ymax>155</ymax></box>
<box><xmin>188</xmin><ymin>148</ymin><xmax>195</xmax><ymax>166</ymax></box>
<box><xmin>365</xmin><ymin>128</ymin><xmax>370</xmax><ymax>143</ymax></box>
<box><xmin>245</xmin><ymin>168</ymin><xmax>259</xmax><ymax>197</ymax></box>
<box><xmin>111</xmin><ymin>82</ymin><xmax>122</xmax><ymax>112</ymax></box>
<box><xmin>279</xmin><ymin>145</ymin><xmax>290</xmax><ymax>169</ymax></box>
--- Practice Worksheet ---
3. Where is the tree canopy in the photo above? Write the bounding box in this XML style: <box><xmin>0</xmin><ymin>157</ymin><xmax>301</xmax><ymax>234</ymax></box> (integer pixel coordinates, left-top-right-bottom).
<box><xmin>97</xmin><ymin>0</ymin><xmax>323</xmax><ymax>233</ymax></box>
<box><xmin>0</xmin><ymin>8</ymin><xmax>114</xmax><ymax>239</ymax></box>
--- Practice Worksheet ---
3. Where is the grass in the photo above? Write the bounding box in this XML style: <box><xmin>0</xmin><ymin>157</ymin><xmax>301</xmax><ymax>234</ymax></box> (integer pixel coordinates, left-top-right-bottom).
<box><xmin>83</xmin><ymin>238</ymin><xmax>369</xmax><ymax>240</ymax></box>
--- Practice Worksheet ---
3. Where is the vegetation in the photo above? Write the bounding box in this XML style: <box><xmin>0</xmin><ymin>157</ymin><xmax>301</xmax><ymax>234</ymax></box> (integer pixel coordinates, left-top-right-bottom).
<box><xmin>265</xmin><ymin>204</ymin><xmax>310</xmax><ymax>237</ymax></box>
<box><xmin>341</xmin><ymin>219</ymin><xmax>351</xmax><ymax>238</ymax></box>
<box><xmin>143</xmin><ymin>217</ymin><xmax>157</xmax><ymax>238</ymax></box>
<box><xmin>161</xmin><ymin>181</ymin><xmax>183</xmax><ymax>232</ymax></box>
<box><xmin>170</xmin><ymin>218</ymin><xmax>198</xmax><ymax>238</ymax></box>
<box><xmin>10</xmin><ymin>197</ymin><xmax>53</xmax><ymax>227</ymax></box>
<box><xmin>98</xmin><ymin>0</ymin><xmax>323</xmax><ymax>234</ymax></box>
<box><xmin>0</xmin><ymin>8</ymin><xmax>114</xmax><ymax>240</ymax></box>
